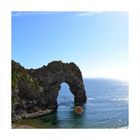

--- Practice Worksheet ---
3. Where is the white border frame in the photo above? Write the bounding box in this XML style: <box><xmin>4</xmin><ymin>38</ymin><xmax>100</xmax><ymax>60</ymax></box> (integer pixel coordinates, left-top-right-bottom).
<box><xmin>0</xmin><ymin>0</ymin><xmax>140</xmax><ymax>140</ymax></box>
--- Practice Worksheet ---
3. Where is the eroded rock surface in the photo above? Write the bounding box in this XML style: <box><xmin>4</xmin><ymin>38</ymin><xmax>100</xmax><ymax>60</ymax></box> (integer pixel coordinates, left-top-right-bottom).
<box><xmin>12</xmin><ymin>60</ymin><xmax>87</xmax><ymax>122</ymax></box>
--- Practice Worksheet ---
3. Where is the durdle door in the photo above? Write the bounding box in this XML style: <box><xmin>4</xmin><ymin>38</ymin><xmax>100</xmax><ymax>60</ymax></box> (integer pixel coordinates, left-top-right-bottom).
<box><xmin>12</xmin><ymin>60</ymin><xmax>87</xmax><ymax>122</ymax></box>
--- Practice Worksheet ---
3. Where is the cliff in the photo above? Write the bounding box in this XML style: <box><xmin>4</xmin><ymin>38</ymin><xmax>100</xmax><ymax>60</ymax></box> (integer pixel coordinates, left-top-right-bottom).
<box><xmin>12</xmin><ymin>60</ymin><xmax>87</xmax><ymax>122</ymax></box>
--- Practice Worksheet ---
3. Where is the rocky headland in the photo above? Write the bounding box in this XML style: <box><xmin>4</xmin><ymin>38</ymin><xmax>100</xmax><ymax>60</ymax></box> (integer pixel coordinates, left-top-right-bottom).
<box><xmin>12</xmin><ymin>60</ymin><xmax>87</xmax><ymax>122</ymax></box>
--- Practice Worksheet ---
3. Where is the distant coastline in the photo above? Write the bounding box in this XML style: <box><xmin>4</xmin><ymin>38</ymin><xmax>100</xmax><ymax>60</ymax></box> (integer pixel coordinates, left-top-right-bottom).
<box><xmin>83</xmin><ymin>77</ymin><xmax>128</xmax><ymax>83</ymax></box>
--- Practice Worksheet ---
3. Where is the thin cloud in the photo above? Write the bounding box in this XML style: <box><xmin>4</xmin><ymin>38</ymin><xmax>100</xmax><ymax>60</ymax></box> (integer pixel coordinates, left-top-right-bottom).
<box><xmin>76</xmin><ymin>12</ymin><xmax>103</xmax><ymax>17</ymax></box>
<box><xmin>12</xmin><ymin>11</ymin><xmax>103</xmax><ymax>18</ymax></box>
<box><xmin>12</xmin><ymin>12</ymin><xmax>56</xmax><ymax>17</ymax></box>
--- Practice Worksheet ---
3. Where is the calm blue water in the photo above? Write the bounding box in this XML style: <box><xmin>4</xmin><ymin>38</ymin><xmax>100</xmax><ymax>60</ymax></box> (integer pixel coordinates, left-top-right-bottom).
<box><xmin>16</xmin><ymin>78</ymin><xmax>128</xmax><ymax>128</ymax></box>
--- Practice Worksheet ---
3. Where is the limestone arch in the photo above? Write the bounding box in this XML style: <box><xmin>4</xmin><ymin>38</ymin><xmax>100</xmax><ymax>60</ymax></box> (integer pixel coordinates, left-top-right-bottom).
<box><xmin>45</xmin><ymin>79</ymin><xmax>87</xmax><ymax>109</ymax></box>
<box><xmin>29</xmin><ymin>61</ymin><xmax>87</xmax><ymax>110</ymax></box>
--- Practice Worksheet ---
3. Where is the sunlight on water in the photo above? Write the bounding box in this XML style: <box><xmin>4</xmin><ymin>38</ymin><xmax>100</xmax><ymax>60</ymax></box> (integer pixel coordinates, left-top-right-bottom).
<box><xmin>112</xmin><ymin>97</ymin><xmax>128</xmax><ymax>101</ymax></box>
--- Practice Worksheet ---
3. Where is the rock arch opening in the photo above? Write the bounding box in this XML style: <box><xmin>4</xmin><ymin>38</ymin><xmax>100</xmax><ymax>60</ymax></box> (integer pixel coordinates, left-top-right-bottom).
<box><xmin>57</xmin><ymin>82</ymin><xmax>74</xmax><ymax>107</ymax></box>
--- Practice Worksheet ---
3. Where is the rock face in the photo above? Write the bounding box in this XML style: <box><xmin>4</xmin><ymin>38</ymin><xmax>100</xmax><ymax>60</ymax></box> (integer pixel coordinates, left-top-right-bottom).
<box><xmin>12</xmin><ymin>60</ymin><xmax>87</xmax><ymax>122</ymax></box>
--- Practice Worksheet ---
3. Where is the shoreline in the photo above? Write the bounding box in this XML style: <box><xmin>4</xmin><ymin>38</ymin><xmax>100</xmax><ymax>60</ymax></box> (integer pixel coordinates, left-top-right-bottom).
<box><xmin>12</xmin><ymin>124</ymin><xmax>35</xmax><ymax>129</ymax></box>
<box><xmin>12</xmin><ymin>109</ymin><xmax>53</xmax><ymax>123</ymax></box>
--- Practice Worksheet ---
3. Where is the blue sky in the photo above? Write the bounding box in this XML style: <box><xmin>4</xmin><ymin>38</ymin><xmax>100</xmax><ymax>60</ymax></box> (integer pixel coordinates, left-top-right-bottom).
<box><xmin>12</xmin><ymin>12</ymin><xmax>128</xmax><ymax>79</ymax></box>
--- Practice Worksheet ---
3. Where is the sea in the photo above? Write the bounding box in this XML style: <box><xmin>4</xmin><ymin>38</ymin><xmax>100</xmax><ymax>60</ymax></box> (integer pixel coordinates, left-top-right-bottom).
<box><xmin>15</xmin><ymin>78</ymin><xmax>128</xmax><ymax>128</ymax></box>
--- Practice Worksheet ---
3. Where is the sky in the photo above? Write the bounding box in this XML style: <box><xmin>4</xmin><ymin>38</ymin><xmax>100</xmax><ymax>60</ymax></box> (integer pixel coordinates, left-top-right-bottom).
<box><xmin>12</xmin><ymin>12</ymin><xmax>128</xmax><ymax>80</ymax></box>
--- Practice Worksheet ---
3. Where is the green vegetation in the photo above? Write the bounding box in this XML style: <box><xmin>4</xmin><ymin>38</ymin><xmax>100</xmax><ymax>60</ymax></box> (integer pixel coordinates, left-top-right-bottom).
<box><xmin>26</xmin><ymin>75</ymin><xmax>40</xmax><ymax>92</ymax></box>
<box><xmin>12</xmin><ymin>68</ymin><xmax>40</xmax><ymax>93</ymax></box>
<box><xmin>12</xmin><ymin>71</ymin><xmax>18</xmax><ymax>90</ymax></box>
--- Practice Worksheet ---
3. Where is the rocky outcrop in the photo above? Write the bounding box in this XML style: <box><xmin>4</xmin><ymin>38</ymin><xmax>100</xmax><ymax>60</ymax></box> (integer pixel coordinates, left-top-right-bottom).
<box><xmin>12</xmin><ymin>60</ymin><xmax>87</xmax><ymax>122</ymax></box>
